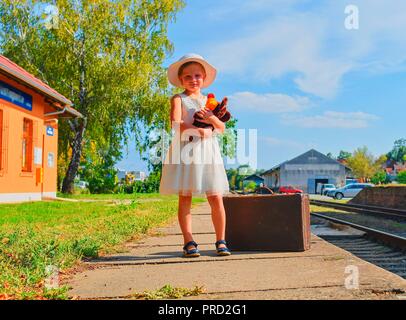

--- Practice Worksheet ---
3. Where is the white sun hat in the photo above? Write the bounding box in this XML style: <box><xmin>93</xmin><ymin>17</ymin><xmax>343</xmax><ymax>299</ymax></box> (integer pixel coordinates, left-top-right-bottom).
<box><xmin>167</xmin><ymin>53</ymin><xmax>217</xmax><ymax>88</ymax></box>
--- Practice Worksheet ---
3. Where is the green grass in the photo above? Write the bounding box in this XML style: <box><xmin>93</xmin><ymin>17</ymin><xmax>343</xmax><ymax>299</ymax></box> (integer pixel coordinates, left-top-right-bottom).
<box><xmin>0</xmin><ymin>193</ymin><xmax>205</xmax><ymax>300</ymax></box>
<box><xmin>56</xmin><ymin>192</ymin><xmax>165</xmax><ymax>200</ymax></box>
<box><xmin>310</xmin><ymin>205</ymin><xmax>350</xmax><ymax>214</ymax></box>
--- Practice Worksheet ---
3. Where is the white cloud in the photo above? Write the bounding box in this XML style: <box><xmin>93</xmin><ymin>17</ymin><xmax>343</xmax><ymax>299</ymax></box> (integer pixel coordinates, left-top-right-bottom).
<box><xmin>229</xmin><ymin>91</ymin><xmax>310</xmax><ymax>113</ymax></box>
<box><xmin>207</xmin><ymin>14</ymin><xmax>351</xmax><ymax>98</ymax></box>
<box><xmin>205</xmin><ymin>0</ymin><xmax>406</xmax><ymax>99</ymax></box>
<box><xmin>281</xmin><ymin>111</ymin><xmax>379</xmax><ymax>128</ymax></box>
<box><xmin>207</xmin><ymin>0</ymin><xmax>301</xmax><ymax>21</ymax></box>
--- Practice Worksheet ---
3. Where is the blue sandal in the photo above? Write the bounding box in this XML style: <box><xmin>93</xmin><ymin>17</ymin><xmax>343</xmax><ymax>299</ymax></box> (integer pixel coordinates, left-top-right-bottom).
<box><xmin>183</xmin><ymin>240</ymin><xmax>200</xmax><ymax>258</ymax></box>
<box><xmin>215</xmin><ymin>240</ymin><xmax>231</xmax><ymax>256</ymax></box>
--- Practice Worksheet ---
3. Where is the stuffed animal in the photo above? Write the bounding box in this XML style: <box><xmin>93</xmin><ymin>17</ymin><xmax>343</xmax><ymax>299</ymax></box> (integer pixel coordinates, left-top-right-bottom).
<box><xmin>193</xmin><ymin>93</ymin><xmax>231</xmax><ymax>130</ymax></box>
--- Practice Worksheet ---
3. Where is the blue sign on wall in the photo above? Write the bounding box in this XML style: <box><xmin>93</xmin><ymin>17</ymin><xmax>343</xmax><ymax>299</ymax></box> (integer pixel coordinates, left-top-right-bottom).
<box><xmin>0</xmin><ymin>80</ymin><xmax>33</xmax><ymax>111</ymax></box>
<box><xmin>46</xmin><ymin>126</ymin><xmax>54</xmax><ymax>136</ymax></box>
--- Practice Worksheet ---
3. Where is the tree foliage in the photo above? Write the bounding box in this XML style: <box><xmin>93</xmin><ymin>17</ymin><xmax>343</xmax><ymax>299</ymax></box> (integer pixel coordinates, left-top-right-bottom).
<box><xmin>370</xmin><ymin>171</ymin><xmax>389</xmax><ymax>185</ymax></box>
<box><xmin>346</xmin><ymin>147</ymin><xmax>387</xmax><ymax>181</ymax></box>
<box><xmin>226</xmin><ymin>165</ymin><xmax>263</xmax><ymax>191</ymax></box>
<box><xmin>397</xmin><ymin>171</ymin><xmax>406</xmax><ymax>184</ymax></box>
<box><xmin>337</xmin><ymin>150</ymin><xmax>352</xmax><ymax>161</ymax></box>
<box><xmin>387</xmin><ymin>138</ymin><xmax>406</xmax><ymax>163</ymax></box>
<box><xmin>0</xmin><ymin>0</ymin><xmax>185</xmax><ymax>193</ymax></box>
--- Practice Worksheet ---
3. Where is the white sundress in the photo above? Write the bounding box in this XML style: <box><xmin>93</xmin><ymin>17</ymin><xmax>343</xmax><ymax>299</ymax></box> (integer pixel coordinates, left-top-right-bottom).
<box><xmin>159</xmin><ymin>93</ymin><xmax>230</xmax><ymax>196</ymax></box>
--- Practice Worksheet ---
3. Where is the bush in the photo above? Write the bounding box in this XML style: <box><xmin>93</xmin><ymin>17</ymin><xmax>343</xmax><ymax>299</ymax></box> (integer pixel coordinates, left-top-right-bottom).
<box><xmin>132</xmin><ymin>170</ymin><xmax>161</xmax><ymax>193</ymax></box>
<box><xmin>87</xmin><ymin>170</ymin><xmax>116</xmax><ymax>194</ymax></box>
<box><xmin>371</xmin><ymin>171</ymin><xmax>390</xmax><ymax>185</ymax></box>
<box><xmin>397</xmin><ymin>171</ymin><xmax>406</xmax><ymax>184</ymax></box>
<box><xmin>244</xmin><ymin>181</ymin><xmax>258</xmax><ymax>192</ymax></box>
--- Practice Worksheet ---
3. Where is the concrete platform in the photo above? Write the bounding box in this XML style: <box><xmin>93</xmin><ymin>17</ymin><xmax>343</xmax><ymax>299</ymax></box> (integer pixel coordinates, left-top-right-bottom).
<box><xmin>66</xmin><ymin>201</ymin><xmax>406</xmax><ymax>300</ymax></box>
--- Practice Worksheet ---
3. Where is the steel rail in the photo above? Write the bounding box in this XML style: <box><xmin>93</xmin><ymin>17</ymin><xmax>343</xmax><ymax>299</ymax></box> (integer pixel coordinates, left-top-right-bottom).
<box><xmin>311</xmin><ymin>212</ymin><xmax>406</xmax><ymax>251</ymax></box>
<box><xmin>310</xmin><ymin>199</ymin><xmax>406</xmax><ymax>220</ymax></box>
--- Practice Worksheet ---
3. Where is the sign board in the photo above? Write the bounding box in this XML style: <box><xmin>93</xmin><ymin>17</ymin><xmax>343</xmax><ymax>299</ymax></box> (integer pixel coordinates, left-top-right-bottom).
<box><xmin>34</xmin><ymin>147</ymin><xmax>42</xmax><ymax>165</ymax></box>
<box><xmin>0</xmin><ymin>80</ymin><xmax>32</xmax><ymax>111</ymax></box>
<box><xmin>47</xmin><ymin>152</ymin><xmax>55</xmax><ymax>168</ymax></box>
<box><xmin>46</xmin><ymin>126</ymin><xmax>54</xmax><ymax>136</ymax></box>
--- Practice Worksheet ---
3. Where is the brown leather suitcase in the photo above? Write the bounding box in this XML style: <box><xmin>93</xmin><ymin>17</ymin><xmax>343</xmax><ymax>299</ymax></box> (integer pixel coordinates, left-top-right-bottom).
<box><xmin>223</xmin><ymin>193</ymin><xmax>311</xmax><ymax>251</ymax></box>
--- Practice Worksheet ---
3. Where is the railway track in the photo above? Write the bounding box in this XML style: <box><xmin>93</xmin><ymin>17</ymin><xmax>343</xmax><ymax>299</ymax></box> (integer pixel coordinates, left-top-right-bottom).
<box><xmin>310</xmin><ymin>199</ymin><xmax>406</xmax><ymax>220</ymax></box>
<box><xmin>312</xmin><ymin>212</ymin><xmax>406</xmax><ymax>280</ymax></box>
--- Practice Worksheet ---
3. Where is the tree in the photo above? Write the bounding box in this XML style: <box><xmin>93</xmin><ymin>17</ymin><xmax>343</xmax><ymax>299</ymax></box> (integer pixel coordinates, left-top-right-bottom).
<box><xmin>337</xmin><ymin>150</ymin><xmax>352</xmax><ymax>161</ymax></box>
<box><xmin>243</xmin><ymin>181</ymin><xmax>257</xmax><ymax>192</ymax></box>
<box><xmin>346</xmin><ymin>147</ymin><xmax>387</xmax><ymax>182</ymax></box>
<box><xmin>387</xmin><ymin>138</ymin><xmax>406</xmax><ymax>163</ymax></box>
<box><xmin>0</xmin><ymin>0</ymin><xmax>185</xmax><ymax>193</ymax></box>
<box><xmin>226</xmin><ymin>165</ymin><xmax>262</xmax><ymax>191</ymax></box>
<box><xmin>219</xmin><ymin>118</ymin><xmax>238</xmax><ymax>159</ymax></box>
<box><xmin>80</xmin><ymin>140</ymin><xmax>121</xmax><ymax>193</ymax></box>
<box><xmin>397</xmin><ymin>171</ymin><xmax>406</xmax><ymax>184</ymax></box>
<box><xmin>370</xmin><ymin>171</ymin><xmax>389</xmax><ymax>185</ymax></box>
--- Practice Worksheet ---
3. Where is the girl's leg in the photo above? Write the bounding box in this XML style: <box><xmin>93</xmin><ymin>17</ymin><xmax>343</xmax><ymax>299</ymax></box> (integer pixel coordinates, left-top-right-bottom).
<box><xmin>178</xmin><ymin>193</ymin><xmax>196</xmax><ymax>250</ymax></box>
<box><xmin>206</xmin><ymin>193</ymin><xmax>227</xmax><ymax>249</ymax></box>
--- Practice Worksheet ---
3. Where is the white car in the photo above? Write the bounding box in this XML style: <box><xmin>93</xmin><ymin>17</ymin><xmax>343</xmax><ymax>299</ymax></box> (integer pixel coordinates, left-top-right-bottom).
<box><xmin>327</xmin><ymin>183</ymin><xmax>374</xmax><ymax>200</ymax></box>
<box><xmin>321</xmin><ymin>184</ymin><xmax>336</xmax><ymax>196</ymax></box>
<box><xmin>75</xmin><ymin>181</ymin><xmax>89</xmax><ymax>190</ymax></box>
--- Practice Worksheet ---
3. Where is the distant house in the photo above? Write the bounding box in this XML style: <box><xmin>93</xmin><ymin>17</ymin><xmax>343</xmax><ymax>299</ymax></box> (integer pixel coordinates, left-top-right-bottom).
<box><xmin>242</xmin><ymin>174</ymin><xmax>264</xmax><ymax>191</ymax></box>
<box><xmin>384</xmin><ymin>161</ymin><xmax>406</xmax><ymax>181</ymax></box>
<box><xmin>117</xmin><ymin>169</ymin><xmax>147</xmax><ymax>184</ymax></box>
<box><xmin>133</xmin><ymin>170</ymin><xmax>147</xmax><ymax>181</ymax></box>
<box><xmin>242</xmin><ymin>174</ymin><xmax>264</xmax><ymax>185</ymax></box>
<box><xmin>394</xmin><ymin>163</ymin><xmax>406</xmax><ymax>174</ymax></box>
<box><xmin>262</xmin><ymin>149</ymin><xmax>351</xmax><ymax>194</ymax></box>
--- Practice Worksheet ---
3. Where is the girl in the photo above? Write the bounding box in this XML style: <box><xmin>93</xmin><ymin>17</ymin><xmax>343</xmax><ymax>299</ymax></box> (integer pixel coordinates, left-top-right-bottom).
<box><xmin>159</xmin><ymin>53</ymin><xmax>231</xmax><ymax>257</ymax></box>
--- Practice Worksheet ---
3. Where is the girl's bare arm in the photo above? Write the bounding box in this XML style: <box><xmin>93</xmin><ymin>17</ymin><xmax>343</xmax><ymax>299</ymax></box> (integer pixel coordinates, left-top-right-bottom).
<box><xmin>208</xmin><ymin>115</ymin><xmax>225</xmax><ymax>134</ymax></box>
<box><xmin>198</xmin><ymin>108</ymin><xmax>225</xmax><ymax>134</ymax></box>
<box><xmin>171</xmin><ymin>95</ymin><xmax>194</xmax><ymax>131</ymax></box>
<box><xmin>170</xmin><ymin>95</ymin><xmax>210</xmax><ymax>137</ymax></box>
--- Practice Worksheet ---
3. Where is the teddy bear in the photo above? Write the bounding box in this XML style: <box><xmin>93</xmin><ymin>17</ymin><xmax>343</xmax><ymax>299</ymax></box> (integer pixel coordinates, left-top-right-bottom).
<box><xmin>192</xmin><ymin>93</ymin><xmax>231</xmax><ymax>130</ymax></box>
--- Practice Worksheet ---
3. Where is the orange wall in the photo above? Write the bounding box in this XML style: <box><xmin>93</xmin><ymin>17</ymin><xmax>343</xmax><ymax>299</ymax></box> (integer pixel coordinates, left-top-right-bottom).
<box><xmin>0</xmin><ymin>74</ymin><xmax>58</xmax><ymax>196</ymax></box>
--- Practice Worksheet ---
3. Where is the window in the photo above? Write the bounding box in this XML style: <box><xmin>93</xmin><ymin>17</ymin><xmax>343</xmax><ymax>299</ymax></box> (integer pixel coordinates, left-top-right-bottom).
<box><xmin>0</xmin><ymin>109</ymin><xmax>3</xmax><ymax>170</ymax></box>
<box><xmin>22</xmin><ymin>118</ymin><xmax>33</xmax><ymax>172</ymax></box>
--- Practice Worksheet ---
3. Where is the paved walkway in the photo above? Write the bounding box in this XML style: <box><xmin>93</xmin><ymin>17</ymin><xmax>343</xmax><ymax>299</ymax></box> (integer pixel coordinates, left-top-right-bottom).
<box><xmin>66</xmin><ymin>201</ymin><xmax>406</xmax><ymax>300</ymax></box>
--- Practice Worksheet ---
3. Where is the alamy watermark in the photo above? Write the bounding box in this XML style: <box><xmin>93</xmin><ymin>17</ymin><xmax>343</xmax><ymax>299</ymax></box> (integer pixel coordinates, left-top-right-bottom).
<box><xmin>45</xmin><ymin>265</ymin><xmax>60</xmax><ymax>290</ymax></box>
<box><xmin>42</xmin><ymin>4</ymin><xmax>59</xmax><ymax>30</ymax></box>
<box><xmin>344</xmin><ymin>265</ymin><xmax>359</xmax><ymax>290</ymax></box>
<box><xmin>344</xmin><ymin>4</ymin><xmax>359</xmax><ymax>30</ymax></box>
<box><xmin>146</xmin><ymin>122</ymin><xmax>258</xmax><ymax>171</ymax></box>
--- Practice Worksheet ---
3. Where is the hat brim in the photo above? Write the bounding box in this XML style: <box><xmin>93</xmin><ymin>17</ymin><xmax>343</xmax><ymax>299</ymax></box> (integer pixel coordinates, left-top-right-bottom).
<box><xmin>167</xmin><ymin>57</ymin><xmax>217</xmax><ymax>89</ymax></box>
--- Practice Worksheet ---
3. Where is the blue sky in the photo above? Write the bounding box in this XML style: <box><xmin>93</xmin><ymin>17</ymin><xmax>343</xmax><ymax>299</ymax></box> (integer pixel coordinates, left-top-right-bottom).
<box><xmin>117</xmin><ymin>0</ymin><xmax>406</xmax><ymax>173</ymax></box>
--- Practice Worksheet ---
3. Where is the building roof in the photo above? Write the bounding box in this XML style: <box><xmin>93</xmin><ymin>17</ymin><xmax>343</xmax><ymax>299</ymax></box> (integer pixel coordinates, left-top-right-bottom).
<box><xmin>242</xmin><ymin>174</ymin><xmax>265</xmax><ymax>182</ymax></box>
<box><xmin>262</xmin><ymin>149</ymin><xmax>350</xmax><ymax>175</ymax></box>
<box><xmin>0</xmin><ymin>54</ymin><xmax>82</xmax><ymax>117</ymax></box>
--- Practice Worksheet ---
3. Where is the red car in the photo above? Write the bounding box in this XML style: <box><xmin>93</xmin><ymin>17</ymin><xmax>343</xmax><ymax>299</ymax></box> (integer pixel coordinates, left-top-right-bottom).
<box><xmin>279</xmin><ymin>186</ymin><xmax>303</xmax><ymax>194</ymax></box>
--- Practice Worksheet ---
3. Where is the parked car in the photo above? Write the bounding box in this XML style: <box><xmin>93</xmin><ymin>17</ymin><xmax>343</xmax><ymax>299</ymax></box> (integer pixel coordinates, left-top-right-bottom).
<box><xmin>327</xmin><ymin>183</ymin><xmax>374</xmax><ymax>200</ymax></box>
<box><xmin>321</xmin><ymin>183</ymin><xmax>336</xmax><ymax>196</ymax></box>
<box><xmin>75</xmin><ymin>180</ymin><xmax>89</xmax><ymax>190</ymax></box>
<box><xmin>279</xmin><ymin>186</ymin><xmax>303</xmax><ymax>194</ymax></box>
<box><xmin>345</xmin><ymin>178</ymin><xmax>358</xmax><ymax>185</ymax></box>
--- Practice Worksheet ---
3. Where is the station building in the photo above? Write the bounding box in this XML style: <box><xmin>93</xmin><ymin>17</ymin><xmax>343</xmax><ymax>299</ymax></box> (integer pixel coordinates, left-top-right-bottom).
<box><xmin>0</xmin><ymin>54</ymin><xmax>82</xmax><ymax>202</ymax></box>
<box><xmin>262</xmin><ymin>149</ymin><xmax>351</xmax><ymax>194</ymax></box>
